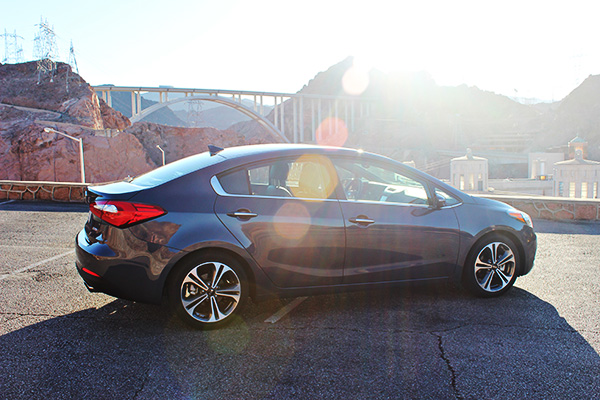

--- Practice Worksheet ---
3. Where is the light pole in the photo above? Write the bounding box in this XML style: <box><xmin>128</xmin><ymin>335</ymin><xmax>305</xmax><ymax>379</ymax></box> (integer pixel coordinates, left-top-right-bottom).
<box><xmin>44</xmin><ymin>128</ymin><xmax>86</xmax><ymax>183</ymax></box>
<box><xmin>156</xmin><ymin>145</ymin><xmax>165</xmax><ymax>166</ymax></box>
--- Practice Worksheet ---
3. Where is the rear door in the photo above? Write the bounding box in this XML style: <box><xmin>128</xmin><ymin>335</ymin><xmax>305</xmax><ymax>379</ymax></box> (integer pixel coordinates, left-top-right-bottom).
<box><xmin>213</xmin><ymin>155</ymin><xmax>346</xmax><ymax>288</ymax></box>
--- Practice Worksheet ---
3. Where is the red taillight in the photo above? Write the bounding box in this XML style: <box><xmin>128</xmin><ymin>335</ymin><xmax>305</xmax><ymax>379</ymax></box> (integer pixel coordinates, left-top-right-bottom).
<box><xmin>89</xmin><ymin>200</ymin><xmax>166</xmax><ymax>228</ymax></box>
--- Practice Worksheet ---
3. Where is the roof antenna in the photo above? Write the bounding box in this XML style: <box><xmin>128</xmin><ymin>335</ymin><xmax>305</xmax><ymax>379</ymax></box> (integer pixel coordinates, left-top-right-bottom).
<box><xmin>208</xmin><ymin>145</ymin><xmax>224</xmax><ymax>156</ymax></box>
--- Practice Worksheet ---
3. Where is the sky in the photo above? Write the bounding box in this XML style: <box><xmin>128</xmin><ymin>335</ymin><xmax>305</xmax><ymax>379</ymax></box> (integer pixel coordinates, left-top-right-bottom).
<box><xmin>2</xmin><ymin>0</ymin><xmax>599</xmax><ymax>102</ymax></box>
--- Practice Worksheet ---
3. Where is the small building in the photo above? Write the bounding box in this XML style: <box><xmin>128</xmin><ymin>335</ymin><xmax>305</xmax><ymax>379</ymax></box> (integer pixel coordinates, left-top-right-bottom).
<box><xmin>528</xmin><ymin>152</ymin><xmax>564</xmax><ymax>179</ymax></box>
<box><xmin>451</xmin><ymin>149</ymin><xmax>488</xmax><ymax>192</ymax></box>
<box><xmin>568</xmin><ymin>136</ymin><xmax>588</xmax><ymax>159</ymax></box>
<box><xmin>553</xmin><ymin>150</ymin><xmax>600</xmax><ymax>198</ymax></box>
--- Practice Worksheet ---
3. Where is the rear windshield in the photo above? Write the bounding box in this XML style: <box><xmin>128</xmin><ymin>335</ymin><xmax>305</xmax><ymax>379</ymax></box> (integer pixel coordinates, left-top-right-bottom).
<box><xmin>131</xmin><ymin>152</ymin><xmax>224</xmax><ymax>187</ymax></box>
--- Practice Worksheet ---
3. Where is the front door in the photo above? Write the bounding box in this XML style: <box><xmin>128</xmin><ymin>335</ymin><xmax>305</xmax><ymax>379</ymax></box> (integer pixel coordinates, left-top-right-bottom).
<box><xmin>333</xmin><ymin>157</ymin><xmax>460</xmax><ymax>284</ymax></box>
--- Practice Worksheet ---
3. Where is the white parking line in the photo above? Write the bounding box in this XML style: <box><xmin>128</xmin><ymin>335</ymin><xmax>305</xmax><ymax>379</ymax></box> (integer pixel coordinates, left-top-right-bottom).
<box><xmin>0</xmin><ymin>244</ymin><xmax>72</xmax><ymax>250</ymax></box>
<box><xmin>264</xmin><ymin>296</ymin><xmax>308</xmax><ymax>324</ymax></box>
<box><xmin>0</xmin><ymin>200</ymin><xmax>15</xmax><ymax>206</ymax></box>
<box><xmin>0</xmin><ymin>250</ymin><xmax>75</xmax><ymax>280</ymax></box>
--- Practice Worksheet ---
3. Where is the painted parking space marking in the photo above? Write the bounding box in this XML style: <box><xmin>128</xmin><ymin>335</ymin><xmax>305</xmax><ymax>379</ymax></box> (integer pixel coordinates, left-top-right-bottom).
<box><xmin>0</xmin><ymin>245</ymin><xmax>72</xmax><ymax>250</ymax></box>
<box><xmin>0</xmin><ymin>250</ymin><xmax>74</xmax><ymax>280</ymax></box>
<box><xmin>264</xmin><ymin>296</ymin><xmax>308</xmax><ymax>324</ymax></box>
<box><xmin>0</xmin><ymin>200</ymin><xmax>15</xmax><ymax>206</ymax></box>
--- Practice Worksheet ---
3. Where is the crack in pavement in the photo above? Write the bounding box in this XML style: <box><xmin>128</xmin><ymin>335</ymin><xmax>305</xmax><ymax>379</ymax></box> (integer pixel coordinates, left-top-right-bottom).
<box><xmin>133</xmin><ymin>366</ymin><xmax>152</xmax><ymax>399</ymax></box>
<box><xmin>433</xmin><ymin>332</ymin><xmax>463</xmax><ymax>400</ymax></box>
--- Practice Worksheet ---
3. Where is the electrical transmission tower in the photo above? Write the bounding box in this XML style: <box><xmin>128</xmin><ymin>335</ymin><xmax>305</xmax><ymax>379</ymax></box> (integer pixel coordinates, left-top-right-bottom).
<box><xmin>1</xmin><ymin>29</ymin><xmax>24</xmax><ymax>63</ymax></box>
<box><xmin>187</xmin><ymin>100</ymin><xmax>203</xmax><ymax>127</ymax></box>
<box><xmin>66</xmin><ymin>40</ymin><xmax>81</xmax><ymax>92</ymax></box>
<box><xmin>67</xmin><ymin>40</ymin><xmax>79</xmax><ymax>75</ymax></box>
<box><xmin>33</xmin><ymin>17</ymin><xmax>59</xmax><ymax>83</ymax></box>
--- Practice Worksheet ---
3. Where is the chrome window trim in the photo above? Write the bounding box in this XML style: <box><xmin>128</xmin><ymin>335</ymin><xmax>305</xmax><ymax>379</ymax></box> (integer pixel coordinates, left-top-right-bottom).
<box><xmin>338</xmin><ymin>199</ymin><xmax>431</xmax><ymax>209</ymax></box>
<box><xmin>439</xmin><ymin>202</ymin><xmax>463</xmax><ymax>210</ymax></box>
<box><xmin>211</xmin><ymin>175</ymin><xmax>228</xmax><ymax>196</ymax></box>
<box><xmin>211</xmin><ymin>175</ymin><xmax>463</xmax><ymax>207</ymax></box>
<box><xmin>210</xmin><ymin>175</ymin><xmax>339</xmax><ymax>203</ymax></box>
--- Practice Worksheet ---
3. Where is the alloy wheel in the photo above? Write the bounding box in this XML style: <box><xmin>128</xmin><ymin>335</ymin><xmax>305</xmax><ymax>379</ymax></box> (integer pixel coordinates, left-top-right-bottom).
<box><xmin>180</xmin><ymin>261</ymin><xmax>241</xmax><ymax>323</ymax></box>
<box><xmin>473</xmin><ymin>242</ymin><xmax>516</xmax><ymax>293</ymax></box>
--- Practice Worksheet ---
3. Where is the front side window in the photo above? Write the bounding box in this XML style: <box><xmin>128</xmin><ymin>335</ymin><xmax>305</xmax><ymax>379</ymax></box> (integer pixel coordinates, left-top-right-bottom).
<box><xmin>333</xmin><ymin>158</ymin><xmax>430</xmax><ymax>205</ymax></box>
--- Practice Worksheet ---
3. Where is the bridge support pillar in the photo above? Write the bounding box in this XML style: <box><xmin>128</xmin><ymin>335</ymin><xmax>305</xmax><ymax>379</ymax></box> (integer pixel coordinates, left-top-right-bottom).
<box><xmin>293</xmin><ymin>97</ymin><xmax>298</xmax><ymax>143</ymax></box>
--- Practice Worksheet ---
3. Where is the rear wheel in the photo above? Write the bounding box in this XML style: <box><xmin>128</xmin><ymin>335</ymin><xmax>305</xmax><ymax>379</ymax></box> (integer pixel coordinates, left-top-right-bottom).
<box><xmin>168</xmin><ymin>252</ymin><xmax>248</xmax><ymax>328</ymax></box>
<box><xmin>463</xmin><ymin>234</ymin><xmax>519</xmax><ymax>297</ymax></box>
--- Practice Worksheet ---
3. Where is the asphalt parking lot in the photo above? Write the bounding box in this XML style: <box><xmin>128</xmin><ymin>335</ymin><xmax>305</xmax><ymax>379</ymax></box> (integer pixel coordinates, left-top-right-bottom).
<box><xmin>0</xmin><ymin>200</ymin><xmax>599</xmax><ymax>399</ymax></box>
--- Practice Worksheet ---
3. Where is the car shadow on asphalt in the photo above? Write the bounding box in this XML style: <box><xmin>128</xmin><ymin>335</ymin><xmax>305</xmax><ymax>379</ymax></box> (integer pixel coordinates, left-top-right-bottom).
<box><xmin>0</xmin><ymin>200</ymin><xmax>88</xmax><ymax>213</ymax></box>
<box><xmin>1</xmin><ymin>284</ymin><xmax>599</xmax><ymax>399</ymax></box>
<box><xmin>533</xmin><ymin>218</ymin><xmax>600</xmax><ymax>235</ymax></box>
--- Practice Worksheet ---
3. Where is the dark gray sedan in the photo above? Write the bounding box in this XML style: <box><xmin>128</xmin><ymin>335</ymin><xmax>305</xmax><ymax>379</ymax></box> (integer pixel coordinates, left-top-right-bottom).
<box><xmin>75</xmin><ymin>144</ymin><xmax>536</xmax><ymax>328</ymax></box>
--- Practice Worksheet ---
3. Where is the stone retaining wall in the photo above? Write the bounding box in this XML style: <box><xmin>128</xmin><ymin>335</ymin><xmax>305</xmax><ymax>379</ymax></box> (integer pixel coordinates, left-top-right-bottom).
<box><xmin>0</xmin><ymin>180</ymin><xmax>87</xmax><ymax>203</ymax></box>
<box><xmin>478</xmin><ymin>194</ymin><xmax>600</xmax><ymax>221</ymax></box>
<box><xmin>2</xmin><ymin>180</ymin><xmax>600</xmax><ymax>222</ymax></box>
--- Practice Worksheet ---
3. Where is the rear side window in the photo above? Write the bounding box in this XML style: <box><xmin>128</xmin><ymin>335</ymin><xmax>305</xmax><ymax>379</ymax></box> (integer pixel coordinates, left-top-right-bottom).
<box><xmin>219</xmin><ymin>169</ymin><xmax>251</xmax><ymax>195</ymax></box>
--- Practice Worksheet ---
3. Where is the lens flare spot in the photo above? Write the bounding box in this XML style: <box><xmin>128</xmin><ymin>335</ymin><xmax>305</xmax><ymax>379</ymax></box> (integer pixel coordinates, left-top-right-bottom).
<box><xmin>288</xmin><ymin>155</ymin><xmax>338</xmax><ymax>200</ymax></box>
<box><xmin>342</xmin><ymin>63</ymin><xmax>370</xmax><ymax>96</ymax></box>
<box><xmin>316</xmin><ymin>117</ymin><xmax>348</xmax><ymax>147</ymax></box>
<box><xmin>274</xmin><ymin>202</ymin><xmax>311</xmax><ymax>240</ymax></box>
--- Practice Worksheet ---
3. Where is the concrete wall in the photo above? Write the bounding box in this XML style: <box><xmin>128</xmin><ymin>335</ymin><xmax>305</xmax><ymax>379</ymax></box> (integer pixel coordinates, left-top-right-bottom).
<box><xmin>2</xmin><ymin>180</ymin><xmax>600</xmax><ymax>222</ymax></box>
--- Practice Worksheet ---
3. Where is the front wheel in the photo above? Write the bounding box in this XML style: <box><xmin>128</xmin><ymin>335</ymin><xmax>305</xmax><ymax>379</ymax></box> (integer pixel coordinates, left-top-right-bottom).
<box><xmin>168</xmin><ymin>252</ymin><xmax>248</xmax><ymax>329</ymax></box>
<box><xmin>463</xmin><ymin>234</ymin><xmax>519</xmax><ymax>297</ymax></box>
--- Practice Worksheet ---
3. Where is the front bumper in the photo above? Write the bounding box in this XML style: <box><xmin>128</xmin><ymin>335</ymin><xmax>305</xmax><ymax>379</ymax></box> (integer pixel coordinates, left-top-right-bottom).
<box><xmin>519</xmin><ymin>227</ymin><xmax>537</xmax><ymax>276</ymax></box>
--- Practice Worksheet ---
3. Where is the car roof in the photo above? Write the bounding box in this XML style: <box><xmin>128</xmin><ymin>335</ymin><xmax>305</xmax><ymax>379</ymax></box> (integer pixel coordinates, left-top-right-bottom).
<box><xmin>215</xmin><ymin>143</ymin><xmax>361</xmax><ymax>160</ymax></box>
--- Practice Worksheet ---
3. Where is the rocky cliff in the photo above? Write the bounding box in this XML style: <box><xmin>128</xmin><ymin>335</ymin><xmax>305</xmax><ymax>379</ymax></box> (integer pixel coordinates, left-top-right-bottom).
<box><xmin>0</xmin><ymin>61</ymin><xmax>277</xmax><ymax>183</ymax></box>
<box><xmin>0</xmin><ymin>61</ymin><xmax>130</xmax><ymax>130</ymax></box>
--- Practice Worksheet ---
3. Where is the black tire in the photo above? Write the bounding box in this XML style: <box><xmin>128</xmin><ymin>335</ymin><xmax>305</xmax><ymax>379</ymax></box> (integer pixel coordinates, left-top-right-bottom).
<box><xmin>463</xmin><ymin>234</ymin><xmax>519</xmax><ymax>297</ymax></box>
<box><xmin>168</xmin><ymin>251</ymin><xmax>249</xmax><ymax>329</ymax></box>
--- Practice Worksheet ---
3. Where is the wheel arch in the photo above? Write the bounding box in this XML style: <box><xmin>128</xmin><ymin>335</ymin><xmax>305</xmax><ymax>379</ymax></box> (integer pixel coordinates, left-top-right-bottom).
<box><xmin>464</xmin><ymin>229</ymin><xmax>526</xmax><ymax>278</ymax></box>
<box><xmin>163</xmin><ymin>246</ymin><xmax>258</xmax><ymax>300</ymax></box>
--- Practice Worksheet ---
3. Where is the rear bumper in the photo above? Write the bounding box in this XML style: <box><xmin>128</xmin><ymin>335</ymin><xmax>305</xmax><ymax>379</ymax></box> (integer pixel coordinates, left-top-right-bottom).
<box><xmin>75</xmin><ymin>229</ymin><xmax>173</xmax><ymax>304</ymax></box>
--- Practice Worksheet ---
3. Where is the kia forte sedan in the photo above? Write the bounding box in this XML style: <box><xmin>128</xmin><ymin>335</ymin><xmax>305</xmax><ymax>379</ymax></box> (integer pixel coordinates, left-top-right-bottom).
<box><xmin>75</xmin><ymin>144</ymin><xmax>536</xmax><ymax>328</ymax></box>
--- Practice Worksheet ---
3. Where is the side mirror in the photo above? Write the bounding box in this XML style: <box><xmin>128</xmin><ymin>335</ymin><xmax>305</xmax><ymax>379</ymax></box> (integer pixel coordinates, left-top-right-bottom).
<box><xmin>435</xmin><ymin>194</ymin><xmax>447</xmax><ymax>209</ymax></box>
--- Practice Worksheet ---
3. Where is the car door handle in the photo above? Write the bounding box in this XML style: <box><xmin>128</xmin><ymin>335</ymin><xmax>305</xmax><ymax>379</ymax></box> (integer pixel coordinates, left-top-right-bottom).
<box><xmin>227</xmin><ymin>210</ymin><xmax>258</xmax><ymax>220</ymax></box>
<box><xmin>349</xmin><ymin>216</ymin><xmax>375</xmax><ymax>226</ymax></box>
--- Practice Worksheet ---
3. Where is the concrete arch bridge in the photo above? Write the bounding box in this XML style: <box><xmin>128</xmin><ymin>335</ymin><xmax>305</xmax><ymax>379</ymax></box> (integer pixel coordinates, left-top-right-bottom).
<box><xmin>94</xmin><ymin>86</ymin><xmax>373</xmax><ymax>144</ymax></box>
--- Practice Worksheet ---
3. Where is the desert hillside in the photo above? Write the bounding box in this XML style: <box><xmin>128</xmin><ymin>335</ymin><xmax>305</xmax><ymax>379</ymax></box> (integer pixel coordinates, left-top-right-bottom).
<box><xmin>0</xmin><ymin>61</ymin><xmax>277</xmax><ymax>183</ymax></box>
